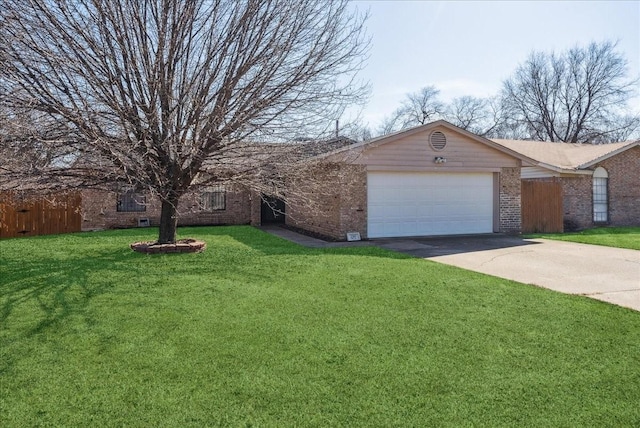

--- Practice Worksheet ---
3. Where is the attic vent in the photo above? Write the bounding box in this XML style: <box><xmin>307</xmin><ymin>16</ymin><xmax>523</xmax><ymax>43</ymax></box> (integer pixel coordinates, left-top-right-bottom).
<box><xmin>429</xmin><ymin>131</ymin><xmax>447</xmax><ymax>151</ymax></box>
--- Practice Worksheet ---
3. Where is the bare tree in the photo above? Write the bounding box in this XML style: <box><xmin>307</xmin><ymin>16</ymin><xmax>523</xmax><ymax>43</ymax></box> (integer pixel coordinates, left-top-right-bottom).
<box><xmin>501</xmin><ymin>41</ymin><xmax>640</xmax><ymax>143</ymax></box>
<box><xmin>0</xmin><ymin>88</ymin><xmax>77</xmax><ymax>181</ymax></box>
<box><xmin>377</xmin><ymin>86</ymin><xmax>445</xmax><ymax>134</ymax></box>
<box><xmin>0</xmin><ymin>0</ymin><xmax>368</xmax><ymax>244</ymax></box>
<box><xmin>446</xmin><ymin>95</ymin><xmax>531</xmax><ymax>139</ymax></box>
<box><xmin>444</xmin><ymin>95</ymin><xmax>515</xmax><ymax>138</ymax></box>
<box><xmin>338</xmin><ymin>117</ymin><xmax>373</xmax><ymax>142</ymax></box>
<box><xmin>375</xmin><ymin>89</ymin><xmax>512</xmax><ymax>139</ymax></box>
<box><xmin>447</xmin><ymin>96</ymin><xmax>488</xmax><ymax>132</ymax></box>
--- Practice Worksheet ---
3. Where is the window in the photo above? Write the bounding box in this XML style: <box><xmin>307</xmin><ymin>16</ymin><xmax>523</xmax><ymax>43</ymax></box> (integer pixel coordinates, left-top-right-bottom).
<box><xmin>201</xmin><ymin>186</ymin><xmax>226</xmax><ymax>211</ymax></box>
<box><xmin>592</xmin><ymin>167</ymin><xmax>608</xmax><ymax>223</ymax></box>
<box><xmin>117</xmin><ymin>190</ymin><xmax>146</xmax><ymax>212</ymax></box>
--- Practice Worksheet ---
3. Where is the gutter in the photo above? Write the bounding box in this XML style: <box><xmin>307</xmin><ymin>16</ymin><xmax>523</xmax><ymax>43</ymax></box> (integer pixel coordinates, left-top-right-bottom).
<box><xmin>533</xmin><ymin>162</ymin><xmax>593</xmax><ymax>176</ymax></box>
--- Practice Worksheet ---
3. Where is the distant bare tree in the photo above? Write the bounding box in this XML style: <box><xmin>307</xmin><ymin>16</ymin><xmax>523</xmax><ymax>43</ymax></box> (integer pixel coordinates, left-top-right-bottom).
<box><xmin>501</xmin><ymin>41</ymin><xmax>639</xmax><ymax>143</ymax></box>
<box><xmin>0</xmin><ymin>0</ymin><xmax>368</xmax><ymax>244</ymax></box>
<box><xmin>339</xmin><ymin>118</ymin><xmax>373</xmax><ymax>142</ymax></box>
<box><xmin>445</xmin><ymin>95</ymin><xmax>514</xmax><ymax>138</ymax></box>
<box><xmin>378</xmin><ymin>86</ymin><xmax>445</xmax><ymax>134</ymax></box>
<box><xmin>376</xmin><ymin>90</ymin><xmax>513</xmax><ymax>139</ymax></box>
<box><xmin>597</xmin><ymin>113</ymin><xmax>640</xmax><ymax>143</ymax></box>
<box><xmin>447</xmin><ymin>96</ymin><xmax>489</xmax><ymax>133</ymax></box>
<box><xmin>472</xmin><ymin>96</ymin><xmax>528</xmax><ymax>140</ymax></box>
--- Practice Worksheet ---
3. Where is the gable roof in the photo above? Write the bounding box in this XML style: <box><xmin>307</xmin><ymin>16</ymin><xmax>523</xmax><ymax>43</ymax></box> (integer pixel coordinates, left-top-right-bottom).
<box><xmin>318</xmin><ymin>120</ymin><xmax>537</xmax><ymax>165</ymax></box>
<box><xmin>491</xmin><ymin>139</ymin><xmax>639</xmax><ymax>172</ymax></box>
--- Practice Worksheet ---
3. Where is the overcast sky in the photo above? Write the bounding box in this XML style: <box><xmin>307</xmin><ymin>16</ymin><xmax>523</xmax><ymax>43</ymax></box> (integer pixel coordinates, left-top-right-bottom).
<box><xmin>349</xmin><ymin>0</ymin><xmax>640</xmax><ymax>130</ymax></box>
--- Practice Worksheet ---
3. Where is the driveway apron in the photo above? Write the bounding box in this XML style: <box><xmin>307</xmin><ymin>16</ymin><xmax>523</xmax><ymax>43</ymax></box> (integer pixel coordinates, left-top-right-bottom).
<box><xmin>375</xmin><ymin>236</ymin><xmax>640</xmax><ymax>311</ymax></box>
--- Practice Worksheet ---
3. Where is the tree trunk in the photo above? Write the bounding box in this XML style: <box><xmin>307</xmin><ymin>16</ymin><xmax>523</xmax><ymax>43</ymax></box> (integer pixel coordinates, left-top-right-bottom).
<box><xmin>158</xmin><ymin>196</ymin><xmax>179</xmax><ymax>244</ymax></box>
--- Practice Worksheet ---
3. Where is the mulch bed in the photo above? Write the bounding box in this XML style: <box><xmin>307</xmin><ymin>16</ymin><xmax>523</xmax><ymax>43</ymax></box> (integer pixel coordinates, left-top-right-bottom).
<box><xmin>130</xmin><ymin>239</ymin><xmax>206</xmax><ymax>254</ymax></box>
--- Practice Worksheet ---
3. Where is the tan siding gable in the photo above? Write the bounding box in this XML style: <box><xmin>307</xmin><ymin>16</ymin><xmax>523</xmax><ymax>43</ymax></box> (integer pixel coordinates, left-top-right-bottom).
<box><xmin>354</xmin><ymin>127</ymin><xmax>519</xmax><ymax>170</ymax></box>
<box><xmin>521</xmin><ymin>166</ymin><xmax>560</xmax><ymax>179</ymax></box>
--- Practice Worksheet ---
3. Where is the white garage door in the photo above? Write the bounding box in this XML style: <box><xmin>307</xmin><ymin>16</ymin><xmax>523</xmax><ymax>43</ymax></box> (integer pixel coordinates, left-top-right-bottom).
<box><xmin>367</xmin><ymin>172</ymin><xmax>494</xmax><ymax>238</ymax></box>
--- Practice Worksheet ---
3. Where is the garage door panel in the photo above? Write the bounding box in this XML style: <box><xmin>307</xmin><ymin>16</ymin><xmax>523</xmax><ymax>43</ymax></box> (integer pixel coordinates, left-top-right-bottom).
<box><xmin>367</xmin><ymin>172</ymin><xmax>494</xmax><ymax>238</ymax></box>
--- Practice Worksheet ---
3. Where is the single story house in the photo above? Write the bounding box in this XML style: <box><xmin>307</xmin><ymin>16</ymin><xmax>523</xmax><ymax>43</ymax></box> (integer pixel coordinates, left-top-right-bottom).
<box><xmin>284</xmin><ymin>120</ymin><xmax>536</xmax><ymax>239</ymax></box>
<box><xmin>77</xmin><ymin>121</ymin><xmax>639</xmax><ymax>240</ymax></box>
<box><xmin>79</xmin><ymin>137</ymin><xmax>357</xmax><ymax>232</ymax></box>
<box><xmin>491</xmin><ymin>139</ymin><xmax>640</xmax><ymax>231</ymax></box>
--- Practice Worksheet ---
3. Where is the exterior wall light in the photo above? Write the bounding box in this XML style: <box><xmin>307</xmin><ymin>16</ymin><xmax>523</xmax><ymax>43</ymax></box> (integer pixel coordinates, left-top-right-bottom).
<box><xmin>434</xmin><ymin>156</ymin><xmax>447</xmax><ymax>164</ymax></box>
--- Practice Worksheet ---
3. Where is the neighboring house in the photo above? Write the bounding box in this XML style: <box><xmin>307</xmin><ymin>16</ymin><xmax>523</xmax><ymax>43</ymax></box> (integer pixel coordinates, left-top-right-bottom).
<box><xmin>492</xmin><ymin>139</ymin><xmax>640</xmax><ymax>231</ymax></box>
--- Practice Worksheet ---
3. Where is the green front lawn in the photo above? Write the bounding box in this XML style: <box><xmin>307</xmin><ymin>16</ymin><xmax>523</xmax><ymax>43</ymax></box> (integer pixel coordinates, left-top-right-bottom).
<box><xmin>1</xmin><ymin>226</ymin><xmax>639</xmax><ymax>426</ymax></box>
<box><xmin>528</xmin><ymin>226</ymin><xmax>640</xmax><ymax>250</ymax></box>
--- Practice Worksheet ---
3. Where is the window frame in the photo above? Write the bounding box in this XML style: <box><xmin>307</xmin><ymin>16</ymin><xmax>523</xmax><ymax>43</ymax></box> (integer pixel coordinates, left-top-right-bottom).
<box><xmin>201</xmin><ymin>186</ymin><xmax>226</xmax><ymax>211</ymax></box>
<box><xmin>116</xmin><ymin>189</ymin><xmax>147</xmax><ymax>213</ymax></box>
<box><xmin>592</xmin><ymin>167</ymin><xmax>608</xmax><ymax>223</ymax></box>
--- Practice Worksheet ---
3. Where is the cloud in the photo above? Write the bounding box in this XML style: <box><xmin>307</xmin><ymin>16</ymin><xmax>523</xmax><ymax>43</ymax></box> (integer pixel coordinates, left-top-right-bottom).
<box><xmin>434</xmin><ymin>78</ymin><xmax>499</xmax><ymax>102</ymax></box>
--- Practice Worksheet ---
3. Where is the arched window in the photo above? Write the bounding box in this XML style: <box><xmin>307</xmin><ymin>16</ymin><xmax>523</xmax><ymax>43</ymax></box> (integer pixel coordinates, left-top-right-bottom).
<box><xmin>593</xmin><ymin>167</ymin><xmax>608</xmax><ymax>223</ymax></box>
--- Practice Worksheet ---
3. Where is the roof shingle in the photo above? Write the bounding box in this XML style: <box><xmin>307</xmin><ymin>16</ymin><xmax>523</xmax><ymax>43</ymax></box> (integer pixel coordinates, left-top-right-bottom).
<box><xmin>490</xmin><ymin>139</ymin><xmax>639</xmax><ymax>170</ymax></box>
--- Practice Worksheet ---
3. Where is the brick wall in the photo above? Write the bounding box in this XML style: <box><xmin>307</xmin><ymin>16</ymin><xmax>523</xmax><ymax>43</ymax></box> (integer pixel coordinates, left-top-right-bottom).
<box><xmin>290</xmin><ymin>164</ymin><xmax>523</xmax><ymax>239</ymax></box>
<box><xmin>499</xmin><ymin>167</ymin><xmax>522</xmax><ymax>233</ymax></box>
<box><xmin>250</xmin><ymin>191</ymin><xmax>262</xmax><ymax>226</ymax></box>
<box><xmin>560</xmin><ymin>176</ymin><xmax>591</xmax><ymax>230</ymax></box>
<box><xmin>562</xmin><ymin>146</ymin><xmax>640</xmax><ymax>229</ymax></box>
<box><xmin>529</xmin><ymin>146</ymin><xmax>640</xmax><ymax>230</ymax></box>
<box><xmin>598</xmin><ymin>146</ymin><xmax>640</xmax><ymax>226</ymax></box>
<box><xmin>81</xmin><ymin>189</ymin><xmax>161</xmax><ymax>230</ymax></box>
<box><xmin>286</xmin><ymin>163</ymin><xmax>367</xmax><ymax>240</ymax></box>
<box><xmin>338</xmin><ymin>164</ymin><xmax>367</xmax><ymax>239</ymax></box>
<box><xmin>81</xmin><ymin>186</ymin><xmax>251</xmax><ymax>230</ymax></box>
<box><xmin>177</xmin><ymin>187</ymin><xmax>252</xmax><ymax>226</ymax></box>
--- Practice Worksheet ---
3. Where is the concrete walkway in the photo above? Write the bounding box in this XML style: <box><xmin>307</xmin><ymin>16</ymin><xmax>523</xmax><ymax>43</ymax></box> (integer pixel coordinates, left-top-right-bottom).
<box><xmin>376</xmin><ymin>236</ymin><xmax>640</xmax><ymax>311</ymax></box>
<box><xmin>260</xmin><ymin>225</ymin><xmax>372</xmax><ymax>248</ymax></box>
<box><xmin>261</xmin><ymin>226</ymin><xmax>640</xmax><ymax>312</ymax></box>
<box><xmin>424</xmin><ymin>238</ymin><xmax>639</xmax><ymax>311</ymax></box>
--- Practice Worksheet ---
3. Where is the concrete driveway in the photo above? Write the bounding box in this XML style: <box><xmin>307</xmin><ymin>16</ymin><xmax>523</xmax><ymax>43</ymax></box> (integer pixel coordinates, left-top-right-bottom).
<box><xmin>375</xmin><ymin>235</ymin><xmax>640</xmax><ymax>311</ymax></box>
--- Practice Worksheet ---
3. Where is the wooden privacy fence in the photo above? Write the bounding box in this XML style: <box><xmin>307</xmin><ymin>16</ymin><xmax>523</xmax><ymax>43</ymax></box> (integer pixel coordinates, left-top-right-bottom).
<box><xmin>0</xmin><ymin>192</ymin><xmax>82</xmax><ymax>239</ymax></box>
<box><xmin>521</xmin><ymin>180</ymin><xmax>563</xmax><ymax>234</ymax></box>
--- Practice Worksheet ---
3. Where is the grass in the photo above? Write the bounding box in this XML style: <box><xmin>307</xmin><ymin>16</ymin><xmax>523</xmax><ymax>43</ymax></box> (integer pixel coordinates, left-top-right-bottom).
<box><xmin>1</xmin><ymin>226</ymin><xmax>639</xmax><ymax>427</ymax></box>
<box><xmin>527</xmin><ymin>226</ymin><xmax>640</xmax><ymax>250</ymax></box>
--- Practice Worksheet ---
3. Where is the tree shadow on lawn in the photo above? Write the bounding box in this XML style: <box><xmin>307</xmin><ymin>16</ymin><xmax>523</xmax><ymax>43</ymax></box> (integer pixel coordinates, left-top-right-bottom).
<box><xmin>0</xmin><ymin>247</ymin><xmax>141</xmax><ymax>374</ymax></box>
<box><xmin>0</xmin><ymin>226</ymin><xmax>378</xmax><ymax>340</ymax></box>
<box><xmin>0</xmin><ymin>225</ymin><xmax>540</xmax><ymax>352</ymax></box>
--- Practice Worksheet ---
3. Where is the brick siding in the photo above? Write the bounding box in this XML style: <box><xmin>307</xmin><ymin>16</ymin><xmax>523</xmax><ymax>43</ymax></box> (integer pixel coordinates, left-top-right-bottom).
<box><xmin>600</xmin><ymin>146</ymin><xmax>640</xmax><ymax>226</ymax></box>
<box><xmin>338</xmin><ymin>165</ymin><xmax>367</xmax><ymax>238</ymax></box>
<box><xmin>286</xmin><ymin>163</ymin><xmax>367</xmax><ymax>240</ymax></box>
<box><xmin>559</xmin><ymin>176</ymin><xmax>592</xmax><ymax>230</ymax></box>
<box><xmin>81</xmin><ymin>186</ymin><xmax>251</xmax><ymax>231</ymax></box>
<box><xmin>499</xmin><ymin>167</ymin><xmax>522</xmax><ymax>233</ymax></box>
<box><xmin>81</xmin><ymin>161</ymin><xmax>531</xmax><ymax>240</ymax></box>
<box><xmin>562</xmin><ymin>146</ymin><xmax>640</xmax><ymax>230</ymax></box>
<box><xmin>289</xmin><ymin>164</ymin><xmax>521</xmax><ymax>240</ymax></box>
